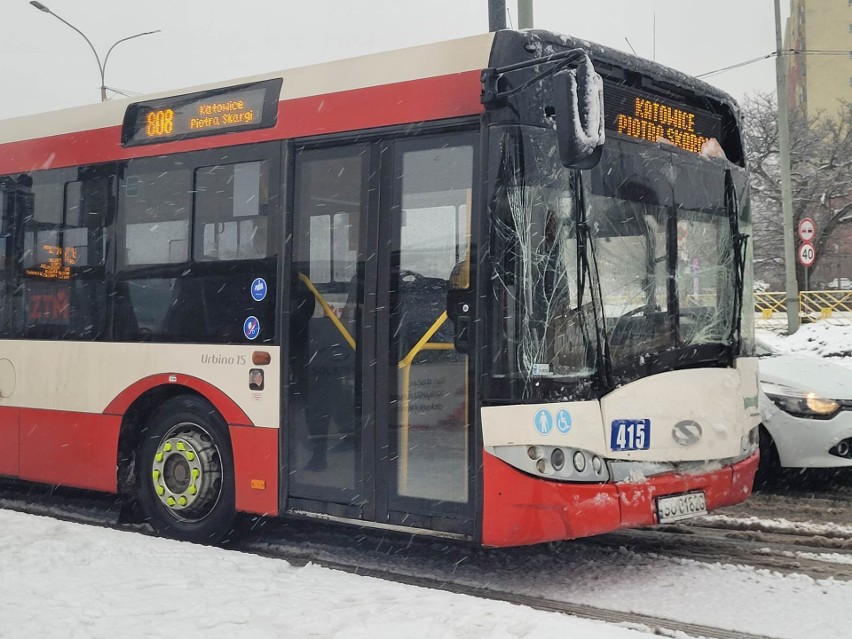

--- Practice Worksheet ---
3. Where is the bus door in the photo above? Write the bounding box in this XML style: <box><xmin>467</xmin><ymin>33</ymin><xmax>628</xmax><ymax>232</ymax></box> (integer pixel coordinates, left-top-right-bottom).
<box><xmin>286</xmin><ymin>132</ymin><xmax>477</xmax><ymax>537</ymax></box>
<box><xmin>381</xmin><ymin>134</ymin><xmax>476</xmax><ymax>534</ymax></box>
<box><xmin>288</xmin><ymin>145</ymin><xmax>368</xmax><ymax>514</ymax></box>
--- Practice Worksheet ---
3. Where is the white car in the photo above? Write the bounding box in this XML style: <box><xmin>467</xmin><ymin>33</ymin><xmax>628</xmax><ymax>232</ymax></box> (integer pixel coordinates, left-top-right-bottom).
<box><xmin>826</xmin><ymin>277</ymin><xmax>852</xmax><ymax>290</ymax></box>
<box><xmin>757</xmin><ymin>340</ymin><xmax>852</xmax><ymax>475</ymax></box>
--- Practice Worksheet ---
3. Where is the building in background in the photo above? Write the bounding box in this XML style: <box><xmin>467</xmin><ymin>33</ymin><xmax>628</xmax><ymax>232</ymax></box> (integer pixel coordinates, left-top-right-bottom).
<box><xmin>785</xmin><ymin>0</ymin><xmax>852</xmax><ymax>119</ymax></box>
<box><xmin>783</xmin><ymin>0</ymin><xmax>852</xmax><ymax>289</ymax></box>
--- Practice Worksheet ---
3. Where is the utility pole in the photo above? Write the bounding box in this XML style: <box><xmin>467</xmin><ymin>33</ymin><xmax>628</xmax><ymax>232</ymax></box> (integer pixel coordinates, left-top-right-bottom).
<box><xmin>518</xmin><ymin>0</ymin><xmax>534</xmax><ymax>29</ymax></box>
<box><xmin>488</xmin><ymin>0</ymin><xmax>506</xmax><ymax>31</ymax></box>
<box><xmin>774</xmin><ymin>0</ymin><xmax>799</xmax><ymax>333</ymax></box>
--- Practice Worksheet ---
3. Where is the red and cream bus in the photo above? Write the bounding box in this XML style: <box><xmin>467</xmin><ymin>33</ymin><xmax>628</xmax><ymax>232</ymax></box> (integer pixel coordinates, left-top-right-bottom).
<box><xmin>0</xmin><ymin>29</ymin><xmax>759</xmax><ymax>546</ymax></box>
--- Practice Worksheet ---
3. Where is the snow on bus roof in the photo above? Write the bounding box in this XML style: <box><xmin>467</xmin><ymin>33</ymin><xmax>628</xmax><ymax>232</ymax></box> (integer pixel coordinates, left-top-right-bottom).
<box><xmin>519</xmin><ymin>29</ymin><xmax>739</xmax><ymax>112</ymax></box>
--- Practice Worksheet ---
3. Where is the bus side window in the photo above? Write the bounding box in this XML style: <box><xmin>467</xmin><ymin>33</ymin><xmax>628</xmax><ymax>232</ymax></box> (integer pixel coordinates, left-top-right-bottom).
<box><xmin>120</xmin><ymin>158</ymin><xmax>191</xmax><ymax>267</ymax></box>
<box><xmin>193</xmin><ymin>160</ymin><xmax>270</xmax><ymax>261</ymax></box>
<box><xmin>17</xmin><ymin>168</ymin><xmax>111</xmax><ymax>340</ymax></box>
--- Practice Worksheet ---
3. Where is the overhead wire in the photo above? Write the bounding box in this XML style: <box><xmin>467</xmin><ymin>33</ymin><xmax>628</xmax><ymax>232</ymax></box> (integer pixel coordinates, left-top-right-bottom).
<box><xmin>696</xmin><ymin>49</ymin><xmax>852</xmax><ymax>80</ymax></box>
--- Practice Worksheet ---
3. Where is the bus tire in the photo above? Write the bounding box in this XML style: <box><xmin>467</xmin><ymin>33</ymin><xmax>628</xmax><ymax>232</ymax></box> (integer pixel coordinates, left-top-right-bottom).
<box><xmin>136</xmin><ymin>396</ymin><xmax>236</xmax><ymax>544</ymax></box>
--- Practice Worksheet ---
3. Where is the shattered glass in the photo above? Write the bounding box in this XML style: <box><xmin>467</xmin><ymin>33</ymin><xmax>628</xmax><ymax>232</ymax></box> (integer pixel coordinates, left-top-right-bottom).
<box><xmin>489</xmin><ymin>125</ymin><xmax>742</xmax><ymax>397</ymax></box>
<box><xmin>490</xmin><ymin>126</ymin><xmax>598</xmax><ymax>392</ymax></box>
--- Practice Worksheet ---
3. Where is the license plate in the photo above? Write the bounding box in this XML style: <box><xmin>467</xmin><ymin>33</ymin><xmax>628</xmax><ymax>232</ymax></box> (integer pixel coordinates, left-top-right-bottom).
<box><xmin>656</xmin><ymin>492</ymin><xmax>707</xmax><ymax>524</ymax></box>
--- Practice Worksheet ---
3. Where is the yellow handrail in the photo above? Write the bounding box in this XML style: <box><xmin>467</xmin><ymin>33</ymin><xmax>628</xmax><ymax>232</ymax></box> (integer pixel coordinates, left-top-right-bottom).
<box><xmin>297</xmin><ymin>272</ymin><xmax>356</xmax><ymax>350</ymax></box>
<box><xmin>397</xmin><ymin>311</ymin><xmax>454</xmax><ymax>494</ymax></box>
<box><xmin>398</xmin><ymin>311</ymin><xmax>450</xmax><ymax>369</ymax></box>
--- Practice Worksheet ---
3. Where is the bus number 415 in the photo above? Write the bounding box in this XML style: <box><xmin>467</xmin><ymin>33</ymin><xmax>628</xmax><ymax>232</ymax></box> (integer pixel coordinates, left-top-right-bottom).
<box><xmin>610</xmin><ymin>419</ymin><xmax>651</xmax><ymax>451</ymax></box>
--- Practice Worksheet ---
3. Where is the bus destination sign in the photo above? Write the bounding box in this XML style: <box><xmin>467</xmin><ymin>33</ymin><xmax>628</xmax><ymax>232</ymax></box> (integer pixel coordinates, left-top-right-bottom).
<box><xmin>603</xmin><ymin>84</ymin><xmax>722</xmax><ymax>155</ymax></box>
<box><xmin>122</xmin><ymin>78</ymin><xmax>282</xmax><ymax>147</ymax></box>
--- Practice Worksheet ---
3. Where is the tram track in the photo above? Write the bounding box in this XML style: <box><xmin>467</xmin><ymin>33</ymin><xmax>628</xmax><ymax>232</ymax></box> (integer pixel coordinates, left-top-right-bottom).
<box><xmin>588</xmin><ymin>487</ymin><xmax>852</xmax><ymax>580</ymax></box>
<box><xmin>585</xmin><ymin>524</ymin><xmax>852</xmax><ymax>580</ymax></box>
<box><xmin>0</xmin><ymin>478</ymin><xmax>846</xmax><ymax>639</ymax></box>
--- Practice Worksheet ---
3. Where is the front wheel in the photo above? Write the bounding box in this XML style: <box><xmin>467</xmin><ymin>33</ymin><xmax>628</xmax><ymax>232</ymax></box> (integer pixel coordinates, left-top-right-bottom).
<box><xmin>137</xmin><ymin>396</ymin><xmax>236</xmax><ymax>544</ymax></box>
<box><xmin>754</xmin><ymin>425</ymin><xmax>781</xmax><ymax>491</ymax></box>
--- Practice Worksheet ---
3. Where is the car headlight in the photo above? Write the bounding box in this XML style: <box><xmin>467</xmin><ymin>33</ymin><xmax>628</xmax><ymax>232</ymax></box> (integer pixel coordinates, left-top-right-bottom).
<box><xmin>761</xmin><ymin>380</ymin><xmax>841</xmax><ymax>419</ymax></box>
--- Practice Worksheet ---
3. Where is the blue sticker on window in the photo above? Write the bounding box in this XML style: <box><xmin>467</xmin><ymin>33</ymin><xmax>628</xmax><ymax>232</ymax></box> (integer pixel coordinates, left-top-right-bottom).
<box><xmin>251</xmin><ymin>278</ymin><xmax>268</xmax><ymax>302</ymax></box>
<box><xmin>610</xmin><ymin>419</ymin><xmax>651</xmax><ymax>451</ymax></box>
<box><xmin>243</xmin><ymin>316</ymin><xmax>260</xmax><ymax>340</ymax></box>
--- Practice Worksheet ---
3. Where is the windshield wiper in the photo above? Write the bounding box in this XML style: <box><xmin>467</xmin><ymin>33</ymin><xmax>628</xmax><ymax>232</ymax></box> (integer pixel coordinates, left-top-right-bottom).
<box><xmin>573</xmin><ymin>172</ymin><xmax>614</xmax><ymax>389</ymax></box>
<box><xmin>726</xmin><ymin>170</ymin><xmax>749</xmax><ymax>348</ymax></box>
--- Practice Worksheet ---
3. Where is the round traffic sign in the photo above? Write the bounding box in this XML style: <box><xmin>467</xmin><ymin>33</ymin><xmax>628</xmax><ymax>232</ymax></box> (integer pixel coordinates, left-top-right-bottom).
<box><xmin>798</xmin><ymin>241</ymin><xmax>816</xmax><ymax>267</ymax></box>
<box><xmin>798</xmin><ymin>218</ymin><xmax>815</xmax><ymax>242</ymax></box>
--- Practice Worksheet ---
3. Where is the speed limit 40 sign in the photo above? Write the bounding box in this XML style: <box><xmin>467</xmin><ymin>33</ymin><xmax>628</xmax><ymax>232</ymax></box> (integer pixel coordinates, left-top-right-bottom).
<box><xmin>798</xmin><ymin>241</ymin><xmax>816</xmax><ymax>267</ymax></box>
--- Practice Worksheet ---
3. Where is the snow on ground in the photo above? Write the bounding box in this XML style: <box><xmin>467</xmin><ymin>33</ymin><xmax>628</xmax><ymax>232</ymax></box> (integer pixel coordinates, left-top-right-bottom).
<box><xmin>2</xmin><ymin>505</ymin><xmax>852</xmax><ymax>639</ymax></box>
<box><xmin>698</xmin><ymin>513</ymin><xmax>852</xmax><ymax>538</ymax></box>
<box><xmin>758</xmin><ymin>322</ymin><xmax>852</xmax><ymax>370</ymax></box>
<box><xmin>0</xmin><ymin>509</ymin><xmax>653</xmax><ymax>639</ymax></box>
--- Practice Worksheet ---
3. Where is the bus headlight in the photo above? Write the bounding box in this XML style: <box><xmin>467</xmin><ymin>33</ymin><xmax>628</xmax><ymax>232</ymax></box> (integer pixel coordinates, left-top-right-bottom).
<box><xmin>551</xmin><ymin>448</ymin><xmax>565</xmax><ymax>470</ymax></box>
<box><xmin>572</xmin><ymin>451</ymin><xmax>586</xmax><ymax>473</ymax></box>
<box><xmin>487</xmin><ymin>445</ymin><xmax>609</xmax><ymax>482</ymax></box>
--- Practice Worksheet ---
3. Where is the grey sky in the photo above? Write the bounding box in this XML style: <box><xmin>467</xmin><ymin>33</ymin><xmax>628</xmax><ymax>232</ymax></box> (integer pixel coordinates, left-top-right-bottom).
<box><xmin>2</xmin><ymin>1</ymin><xmax>782</xmax><ymax>120</ymax></box>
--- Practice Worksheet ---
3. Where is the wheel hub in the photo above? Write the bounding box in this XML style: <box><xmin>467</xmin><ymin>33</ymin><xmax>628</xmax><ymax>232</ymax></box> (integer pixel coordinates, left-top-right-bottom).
<box><xmin>150</xmin><ymin>425</ymin><xmax>222</xmax><ymax>520</ymax></box>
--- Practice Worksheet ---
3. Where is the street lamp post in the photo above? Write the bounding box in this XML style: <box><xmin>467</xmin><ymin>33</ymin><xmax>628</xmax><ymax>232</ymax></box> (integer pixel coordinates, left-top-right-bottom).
<box><xmin>29</xmin><ymin>1</ymin><xmax>160</xmax><ymax>102</ymax></box>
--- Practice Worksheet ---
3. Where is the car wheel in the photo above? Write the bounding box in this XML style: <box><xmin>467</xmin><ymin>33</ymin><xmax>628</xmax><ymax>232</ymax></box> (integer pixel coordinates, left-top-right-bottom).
<box><xmin>754</xmin><ymin>425</ymin><xmax>781</xmax><ymax>490</ymax></box>
<box><xmin>136</xmin><ymin>396</ymin><xmax>236</xmax><ymax>544</ymax></box>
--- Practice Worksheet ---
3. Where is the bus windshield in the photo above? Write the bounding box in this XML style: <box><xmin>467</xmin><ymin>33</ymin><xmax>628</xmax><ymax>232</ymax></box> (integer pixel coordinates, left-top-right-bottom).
<box><xmin>488</xmin><ymin>126</ymin><xmax>746</xmax><ymax>399</ymax></box>
<box><xmin>587</xmin><ymin>138</ymin><xmax>738</xmax><ymax>375</ymax></box>
<box><xmin>489</xmin><ymin>126</ymin><xmax>601</xmax><ymax>397</ymax></box>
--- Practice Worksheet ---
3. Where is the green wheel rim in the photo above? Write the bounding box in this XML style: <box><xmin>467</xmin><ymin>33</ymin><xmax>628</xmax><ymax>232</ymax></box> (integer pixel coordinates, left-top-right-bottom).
<box><xmin>150</xmin><ymin>423</ymin><xmax>223</xmax><ymax>522</ymax></box>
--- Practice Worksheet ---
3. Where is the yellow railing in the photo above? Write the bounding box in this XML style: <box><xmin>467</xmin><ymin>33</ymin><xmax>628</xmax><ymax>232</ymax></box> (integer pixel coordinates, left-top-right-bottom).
<box><xmin>755</xmin><ymin>290</ymin><xmax>852</xmax><ymax>324</ymax></box>
<box><xmin>298</xmin><ymin>273</ymin><xmax>356</xmax><ymax>350</ymax></box>
<box><xmin>799</xmin><ymin>290</ymin><xmax>852</xmax><ymax>320</ymax></box>
<box><xmin>298</xmin><ymin>273</ymin><xmax>462</xmax><ymax>491</ymax></box>
<box><xmin>397</xmin><ymin>311</ymin><xmax>456</xmax><ymax>493</ymax></box>
<box><xmin>754</xmin><ymin>291</ymin><xmax>787</xmax><ymax>320</ymax></box>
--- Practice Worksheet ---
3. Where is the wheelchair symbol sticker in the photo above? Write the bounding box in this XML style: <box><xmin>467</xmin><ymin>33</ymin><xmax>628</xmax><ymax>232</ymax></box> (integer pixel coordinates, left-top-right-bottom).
<box><xmin>556</xmin><ymin>409</ymin><xmax>572</xmax><ymax>433</ymax></box>
<box><xmin>534</xmin><ymin>409</ymin><xmax>553</xmax><ymax>435</ymax></box>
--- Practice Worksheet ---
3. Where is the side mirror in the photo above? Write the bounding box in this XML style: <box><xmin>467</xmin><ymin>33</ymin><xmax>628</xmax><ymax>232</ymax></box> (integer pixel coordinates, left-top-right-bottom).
<box><xmin>553</xmin><ymin>55</ymin><xmax>605</xmax><ymax>169</ymax></box>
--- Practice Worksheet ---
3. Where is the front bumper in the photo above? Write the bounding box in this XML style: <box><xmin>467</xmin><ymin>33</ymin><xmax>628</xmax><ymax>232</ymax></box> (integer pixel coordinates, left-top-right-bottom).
<box><xmin>762</xmin><ymin>402</ymin><xmax>852</xmax><ymax>469</ymax></box>
<box><xmin>481</xmin><ymin>449</ymin><xmax>758</xmax><ymax>547</ymax></box>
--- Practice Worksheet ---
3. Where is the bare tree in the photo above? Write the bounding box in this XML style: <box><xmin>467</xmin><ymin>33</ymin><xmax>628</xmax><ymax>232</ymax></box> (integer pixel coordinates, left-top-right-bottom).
<box><xmin>742</xmin><ymin>92</ymin><xmax>852</xmax><ymax>288</ymax></box>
